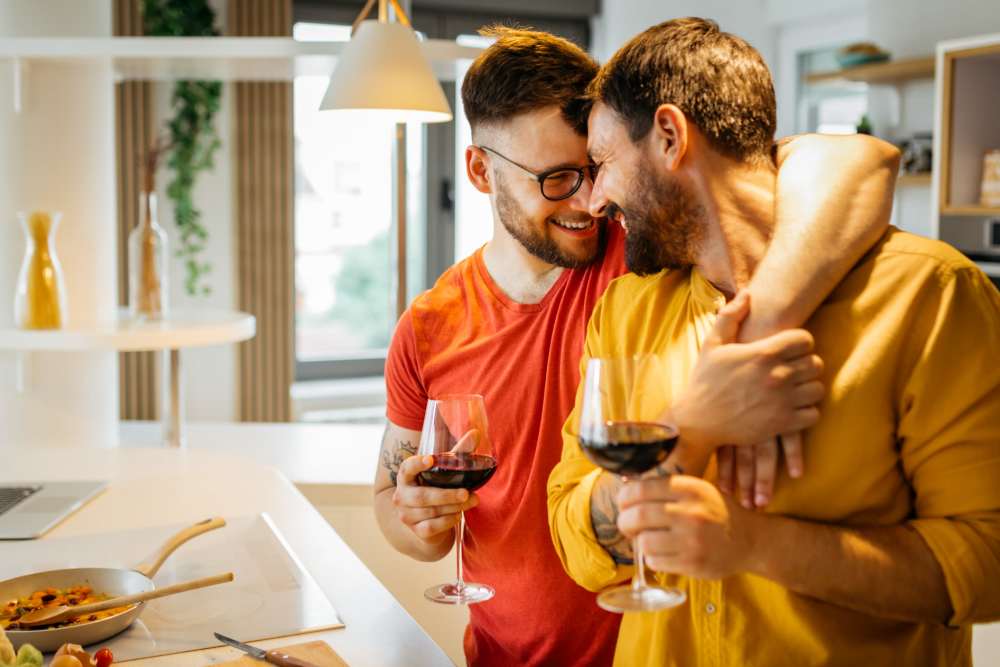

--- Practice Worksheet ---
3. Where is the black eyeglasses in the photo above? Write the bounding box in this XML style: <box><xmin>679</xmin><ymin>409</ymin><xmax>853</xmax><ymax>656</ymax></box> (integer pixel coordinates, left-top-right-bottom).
<box><xmin>477</xmin><ymin>146</ymin><xmax>598</xmax><ymax>202</ymax></box>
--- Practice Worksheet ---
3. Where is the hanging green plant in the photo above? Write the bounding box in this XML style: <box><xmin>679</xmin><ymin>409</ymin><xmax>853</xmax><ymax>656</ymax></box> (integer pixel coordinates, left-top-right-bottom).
<box><xmin>143</xmin><ymin>0</ymin><xmax>222</xmax><ymax>296</ymax></box>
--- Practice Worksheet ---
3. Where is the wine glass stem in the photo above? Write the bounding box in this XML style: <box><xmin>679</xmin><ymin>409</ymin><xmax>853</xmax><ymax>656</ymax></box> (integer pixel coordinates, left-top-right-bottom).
<box><xmin>622</xmin><ymin>474</ymin><xmax>648</xmax><ymax>592</ymax></box>
<box><xmin>632</xmin><ymin>534</ymin><xmax>647</xmax><ymax>591</ymax></box>
<box><xmin>455</xmin><ymin>510</ymin><xmax>466</xmax><ymax>591</ymax></box>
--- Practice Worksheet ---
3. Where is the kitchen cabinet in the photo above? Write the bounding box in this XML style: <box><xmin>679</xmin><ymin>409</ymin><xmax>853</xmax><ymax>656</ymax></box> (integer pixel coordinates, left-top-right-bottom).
<box><xmin>932</xmin><ymin>32</ymin><xmax>1000</xmax><ymax>290</ymax></box>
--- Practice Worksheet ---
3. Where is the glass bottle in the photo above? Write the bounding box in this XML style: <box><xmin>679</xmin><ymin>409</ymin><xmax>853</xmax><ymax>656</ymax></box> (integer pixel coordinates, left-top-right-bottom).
<box><xmin>129</xmin><ymin>192</ymin><xmax>169</xmax><ymax>321</ymax></box>
<box><xmin>14</xmin><ymin>211</ymin><xmax>67</xmax><ymax>329</ymax></box>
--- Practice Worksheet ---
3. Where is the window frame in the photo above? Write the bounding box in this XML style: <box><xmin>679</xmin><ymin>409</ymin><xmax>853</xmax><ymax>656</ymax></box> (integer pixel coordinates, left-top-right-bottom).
<box><xmin>296</xmin><ymin>353</ymin><xmax>386</xmax><ymax>381</ymax></box>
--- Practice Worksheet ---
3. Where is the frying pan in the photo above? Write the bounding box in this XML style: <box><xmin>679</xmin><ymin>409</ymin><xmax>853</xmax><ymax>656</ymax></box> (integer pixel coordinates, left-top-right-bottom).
<box><xmin>0</xmin><ymin>516</ymin><xmax>225</xmax><ymax>652</ymax></box>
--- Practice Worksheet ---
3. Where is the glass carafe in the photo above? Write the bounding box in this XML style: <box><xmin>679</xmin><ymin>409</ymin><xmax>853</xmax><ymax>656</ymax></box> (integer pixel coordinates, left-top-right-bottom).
<box><xmin>129</xmin><ymin>191</ymin><xmax>169</xmax><ymax>321</ymax></box>
<box><xmin>14</xmin><ymin>211</ymin><xmax>67</xmax><ymax>329</ymax></box>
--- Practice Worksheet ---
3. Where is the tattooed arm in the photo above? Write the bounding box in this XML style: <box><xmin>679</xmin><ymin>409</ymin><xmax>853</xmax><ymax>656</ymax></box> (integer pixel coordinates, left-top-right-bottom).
<box><xmin>379</xmin><ymin>429</ymin><xmax>418</xmax><ymax>487</ymax></box>
<box><xmin>590</xmin><ymin>472</ymin><xmax>633</xmax><ymax>564</ymax></box>
<box><xmin>590</xmin><ymin>459</ymin><xmax>690</xmax><ymax>564</ymax></box>
<box><xmin>373</xmin><ymin>421</ymin><xmax>478</xmax><ymax>562</ymax></box>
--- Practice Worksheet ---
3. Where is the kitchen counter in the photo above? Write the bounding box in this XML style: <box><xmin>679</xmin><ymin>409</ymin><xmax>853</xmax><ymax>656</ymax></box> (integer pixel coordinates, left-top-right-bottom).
<box><xmin>119</xmin><ymin>420</ymin><xmax>381</xmax><ymax>484</ymax></box>
<box><xmin>16</xmin><ymin>421</ymin><xmax>998</xmax><ymax>664</ymax></box>
<box><xmin>0</xmin><ymin>446</ymin><xmax>454</xmax><ymax>666</ymax></box>
<box><xmin>118</xmin><ymin>421</ymin><xmax>386</xmax><ymax>511</ymax></box>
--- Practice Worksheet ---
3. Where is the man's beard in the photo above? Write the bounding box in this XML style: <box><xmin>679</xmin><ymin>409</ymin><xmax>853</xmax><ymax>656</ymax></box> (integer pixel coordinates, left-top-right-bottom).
<box><xmin>494</xmin><ymin>174</ymin><xmax>606</xmax><ymax>270</ymax></box>
<box><xmin>613</xmin><ymin>169</ymin><xmax>705</xmax><ymax>276</ymax></box>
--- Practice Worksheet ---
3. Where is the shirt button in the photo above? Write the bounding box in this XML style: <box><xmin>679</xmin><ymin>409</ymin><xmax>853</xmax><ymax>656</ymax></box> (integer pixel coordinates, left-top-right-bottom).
<box><xmin>705</xmin><ymin>603</ymin><xmax>717</xmax><ymax>614</ymax></box>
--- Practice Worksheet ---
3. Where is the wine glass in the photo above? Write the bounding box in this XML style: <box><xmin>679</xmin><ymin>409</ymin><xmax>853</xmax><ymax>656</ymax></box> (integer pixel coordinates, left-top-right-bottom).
<box><xmin>579</xmin><ymin>355</ymin><xmax>687</xmax><ymax>613</ymax></box>
<box><xmin>418</xmin><ymin>394</ymin><xmax>498</xmax><ymax>605</ymax></box>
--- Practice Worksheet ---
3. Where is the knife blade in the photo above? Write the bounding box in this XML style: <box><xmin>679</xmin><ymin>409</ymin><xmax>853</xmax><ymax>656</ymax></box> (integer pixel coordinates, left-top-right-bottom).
<box><xmin>214</xmin><ymin>632</ymin><xmax>322</xmax><ymax>667</ymax></box>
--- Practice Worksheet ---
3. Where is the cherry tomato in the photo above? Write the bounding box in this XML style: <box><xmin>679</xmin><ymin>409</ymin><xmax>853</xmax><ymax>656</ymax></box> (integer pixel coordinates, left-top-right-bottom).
<box><xmin>95</xmin><ymin>648</ymin><xmax>114</xmax><ymax>667</ymax></box>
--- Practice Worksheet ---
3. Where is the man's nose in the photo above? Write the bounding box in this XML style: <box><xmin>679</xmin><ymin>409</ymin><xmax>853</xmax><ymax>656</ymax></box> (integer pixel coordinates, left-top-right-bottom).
<box><xmin>588</xmin><ymin>173</ymin><xmax>609</xmax><ymax>218</ymax></box>
<box><xmin>568</xmin><ymin>175</ymin><xmax>594</xmax><ymax>214</ymax></box>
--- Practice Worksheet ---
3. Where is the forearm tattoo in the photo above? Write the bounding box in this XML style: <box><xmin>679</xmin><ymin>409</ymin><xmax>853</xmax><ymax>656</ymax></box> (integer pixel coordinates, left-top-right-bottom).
<box><xmin>381</xmin><ymin>433</ymin><xmax>418</xmax><ymax>486</ymax></box>
<box><xmin>591</xmin><ymin>473</ymin><xmax>634</xmax><ymax>564</ymax></box>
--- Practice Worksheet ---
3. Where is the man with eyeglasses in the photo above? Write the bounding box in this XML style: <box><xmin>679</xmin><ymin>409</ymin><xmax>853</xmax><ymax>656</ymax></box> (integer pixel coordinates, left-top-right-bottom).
<box><xmin>373</xmin><ymin>26</ymin><xmax>901</xmax><ymax>667</ymax></box>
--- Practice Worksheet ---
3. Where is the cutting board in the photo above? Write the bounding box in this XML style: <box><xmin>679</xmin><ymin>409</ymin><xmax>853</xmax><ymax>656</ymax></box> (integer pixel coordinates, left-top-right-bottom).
<box><xmin>217</xmin><ymin>641</ymin><xmax>349</xmax><ymax>666</ymax></box>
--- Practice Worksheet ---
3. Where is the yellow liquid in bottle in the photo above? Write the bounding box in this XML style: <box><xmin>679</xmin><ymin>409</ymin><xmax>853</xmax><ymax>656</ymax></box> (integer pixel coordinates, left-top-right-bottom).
<box><xmin>23</xmin><ymin>212</ymin><xmax>63</xmax><ymax>329</ymax></box>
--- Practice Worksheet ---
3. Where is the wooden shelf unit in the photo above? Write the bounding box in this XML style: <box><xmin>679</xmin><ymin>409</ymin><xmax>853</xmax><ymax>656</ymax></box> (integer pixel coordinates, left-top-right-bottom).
<box><xmin>806</xmin><ymin>55</ymin><xmax>935</xmax><ymax>85</ymax></box>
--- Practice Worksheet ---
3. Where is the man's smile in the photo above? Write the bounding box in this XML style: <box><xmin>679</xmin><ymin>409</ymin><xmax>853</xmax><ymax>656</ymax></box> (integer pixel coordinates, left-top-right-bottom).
<box><xmin>550</xmin><ymin>217</ymin><xmax>599</xmax><ymax>237</ymax></box>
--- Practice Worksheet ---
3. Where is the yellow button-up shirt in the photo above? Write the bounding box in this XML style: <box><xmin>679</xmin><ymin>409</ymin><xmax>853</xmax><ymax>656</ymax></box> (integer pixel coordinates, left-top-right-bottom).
<box><xmin>547</xmin><ymin>229</ymin><xmax>1000</xmax><ymax>666</ymax></box>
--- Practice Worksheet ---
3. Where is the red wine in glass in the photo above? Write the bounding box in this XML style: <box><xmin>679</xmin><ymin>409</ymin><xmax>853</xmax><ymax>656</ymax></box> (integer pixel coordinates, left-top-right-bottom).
<box><xmin>579</xmin><ymin>355</ymin><xmax>687</xmax><ymax>613</ymax></box>
<box><xmin>419</xmin><ymin>452</ymin><xmax>497</xmax><ymax>490</ymax></box>
<box><xmin>419</xmin><ymin>394</ymin><xmax>497</xmax><ymax>605</ymax></box>
<box><xmin>580</xmin><ymin>421</ymin><xmax>678</xmax><ymax>476</ymax></box>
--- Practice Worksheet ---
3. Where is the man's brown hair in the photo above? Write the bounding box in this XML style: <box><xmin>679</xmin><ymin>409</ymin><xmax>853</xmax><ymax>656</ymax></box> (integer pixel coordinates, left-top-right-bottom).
<box><xmin>461</xmin><ymin>26</ymin><xmax>598</xmax><ymax>136</ymax></box>
<box><xmin>590</xmin><ymin>17</ymin><xmax>776</xmax><ymax>164</ymax></box>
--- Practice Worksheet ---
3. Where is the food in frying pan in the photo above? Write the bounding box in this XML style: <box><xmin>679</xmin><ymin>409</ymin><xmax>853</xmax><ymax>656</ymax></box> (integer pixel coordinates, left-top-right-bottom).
<box><xmin>1</xmin><ymin>586</ymin><xmax>134</xmax><ymax>630</ymax></box>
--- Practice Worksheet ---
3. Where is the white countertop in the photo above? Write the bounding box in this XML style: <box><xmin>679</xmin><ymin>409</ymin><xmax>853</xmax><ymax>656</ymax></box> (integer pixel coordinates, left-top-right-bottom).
<box><xmin>118</xmin><ymin>421</ymin><xmax>383</xmax><ymax>488</ymax></box>
<box><xmin>0</xmin><ymin>447</ymin><xmax>452</xmax><ymax>667</ymax></box>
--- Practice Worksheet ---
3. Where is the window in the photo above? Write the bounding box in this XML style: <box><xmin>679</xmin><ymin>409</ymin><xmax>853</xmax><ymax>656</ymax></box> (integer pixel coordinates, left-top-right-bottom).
<box><xmin>293</xmin><ymin>22</ymin><xmax>434</xmax><ymax>379</ymax></box>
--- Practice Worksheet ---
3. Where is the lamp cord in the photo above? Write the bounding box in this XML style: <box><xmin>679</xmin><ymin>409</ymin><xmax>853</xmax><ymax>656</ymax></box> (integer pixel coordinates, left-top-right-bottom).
<box><xmin>350</xmin><ymin>0</ymin><xmax>412</xmax><ymax>35</ymax></box>
<box><xmin>350</xmin><ymin>0</ymin><xmax>377</xmax><ymax>35</ymax></box>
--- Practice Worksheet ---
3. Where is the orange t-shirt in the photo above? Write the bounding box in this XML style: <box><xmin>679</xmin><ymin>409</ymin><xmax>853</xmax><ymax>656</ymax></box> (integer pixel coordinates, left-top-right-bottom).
<box><xmin>385</xmin><ymin>223</ymin><xmax>626</xmax><ymax>667</ymax></box>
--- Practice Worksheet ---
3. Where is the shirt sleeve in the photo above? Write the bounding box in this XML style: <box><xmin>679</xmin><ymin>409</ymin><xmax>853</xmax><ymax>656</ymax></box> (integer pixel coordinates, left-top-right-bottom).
<box><xmin>547</xmin><ymin>296</ymin><xmax>632</xmax><ymax>592</ymax></box>
<box><xmin>385</xmin><ymin>309</ymin><xmax>428</xmax><ymax>431</ymax></box>
<box><xmin>900</xmin><ymin>266</ymin><xmax>1000</xmax><ymax>626</ymax></box>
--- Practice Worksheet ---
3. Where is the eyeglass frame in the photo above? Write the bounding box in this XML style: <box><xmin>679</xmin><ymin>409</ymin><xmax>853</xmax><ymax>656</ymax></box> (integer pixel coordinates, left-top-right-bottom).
<box><xmin>476</xmin><ymin>145</ymin><xmax>599</xmax><ymax>202</ymax></box>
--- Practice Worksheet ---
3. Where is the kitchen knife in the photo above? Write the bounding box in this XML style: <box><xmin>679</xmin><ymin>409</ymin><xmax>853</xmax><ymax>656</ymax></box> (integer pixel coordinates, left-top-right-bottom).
<box><xmin>214</xmin><ymin>632</ymin><xmax>322</xmax><ymax>667</ymax></box>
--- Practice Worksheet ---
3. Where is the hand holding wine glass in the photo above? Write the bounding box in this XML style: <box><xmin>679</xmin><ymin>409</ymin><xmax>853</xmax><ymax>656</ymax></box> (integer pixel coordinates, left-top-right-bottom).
<box><xmin>418</xmin><ymin>394</ymin><xmax>498</xmax><ymax>604</ymax></box>
<box><xmin>393</xmin><ymin>453</ymin><xmax>480</xmax><ymax>546</ymax></box>
<box><xmin>579</xmin><ymin>354</ymin><xmax>687</xmax><ymax>613</ymax></box>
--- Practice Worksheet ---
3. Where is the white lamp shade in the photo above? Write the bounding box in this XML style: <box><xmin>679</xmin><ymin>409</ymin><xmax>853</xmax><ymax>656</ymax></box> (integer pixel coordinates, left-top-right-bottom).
<box><xmin>320</xmin><ymin>20</ymin><xmax>453</xmax><ymax>123</ymax></box>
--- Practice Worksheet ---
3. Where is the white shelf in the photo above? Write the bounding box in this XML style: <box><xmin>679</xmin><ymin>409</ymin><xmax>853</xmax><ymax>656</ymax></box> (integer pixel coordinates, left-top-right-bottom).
<box><xmin>0</xmin><ymin>36</ymin><xmax>482</xmax><ymax>82</ymax></box>
<box><xmin>0</xmin><ymin>309</ymin><xmax>255</xmax><ymax>352</ymax></box>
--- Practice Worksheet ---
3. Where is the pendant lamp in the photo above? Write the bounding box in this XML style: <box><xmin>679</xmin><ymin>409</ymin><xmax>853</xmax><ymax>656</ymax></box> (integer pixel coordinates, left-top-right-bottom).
<box><xmin>319</xmin><ymin>0</ymin><xmax>453</xmax><ymax>122</ymax></box>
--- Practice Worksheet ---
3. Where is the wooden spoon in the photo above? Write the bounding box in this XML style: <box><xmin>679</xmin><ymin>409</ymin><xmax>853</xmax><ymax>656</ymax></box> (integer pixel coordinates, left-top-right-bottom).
<box><xmin>133</xmin><ymin>516</ymin><xmax>227</xmax><ymax>578</ymax></box>
<box><xmin>15</xmin><ymin>572</ymin><xmax>234</xmax><ymax>628</ymax></box>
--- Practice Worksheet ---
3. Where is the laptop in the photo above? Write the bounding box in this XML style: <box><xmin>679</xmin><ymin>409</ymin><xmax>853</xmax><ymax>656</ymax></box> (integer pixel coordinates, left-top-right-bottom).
<box><xmin>0</xmin><ymin>481</ymin><xmax>107</xmax><ymax>539</ymax></box>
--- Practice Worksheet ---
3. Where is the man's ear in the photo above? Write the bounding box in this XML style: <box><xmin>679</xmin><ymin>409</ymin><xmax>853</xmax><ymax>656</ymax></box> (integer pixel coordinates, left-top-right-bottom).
<box><xmin>651</xmin><ymin>104</ymin><xmax>688</xmax><ymax>171</ymax></box>
<box><xmin>466</xmin><ymin>146</ymin><xmax>492</xmax><ymax>194</ymax></box>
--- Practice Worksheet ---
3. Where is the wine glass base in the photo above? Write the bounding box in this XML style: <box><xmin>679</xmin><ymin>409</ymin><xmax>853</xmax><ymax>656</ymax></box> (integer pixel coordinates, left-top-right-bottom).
<box><xmin>424</xmin><ymin>582</ymin><xmax>495</xmax><ymax>605</ymax></box>
<box><xmin>597</xmin><ymin>585</ymin><xmax>686</xmax><ymax>613</ymax></box>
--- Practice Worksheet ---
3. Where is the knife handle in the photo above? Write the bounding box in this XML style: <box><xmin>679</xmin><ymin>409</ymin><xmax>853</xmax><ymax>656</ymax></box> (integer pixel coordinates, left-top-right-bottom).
<box><xmin>265</xmin><ymin>649</ymin><xmax>322</xmax><ymax>667</ymax></box>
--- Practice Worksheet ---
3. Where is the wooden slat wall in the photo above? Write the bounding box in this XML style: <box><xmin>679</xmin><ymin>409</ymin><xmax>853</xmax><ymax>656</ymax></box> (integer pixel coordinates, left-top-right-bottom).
<box><xmin>114</xmin><ymin>0</ymin><xmax>158</xmax><ymax>421</ymax></box>
<box><xmin>229</xmin><ymin>0</ymin><xmax>295</xmax><ymax>422</ymax></box>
